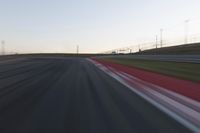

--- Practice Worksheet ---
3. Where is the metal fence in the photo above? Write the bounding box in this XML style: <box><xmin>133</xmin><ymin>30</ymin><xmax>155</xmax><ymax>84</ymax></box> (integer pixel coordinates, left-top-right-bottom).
<box><xmin>102</xmin><ymin>19</ymin><xmax>200</xmax><ymax>54</ymax></box>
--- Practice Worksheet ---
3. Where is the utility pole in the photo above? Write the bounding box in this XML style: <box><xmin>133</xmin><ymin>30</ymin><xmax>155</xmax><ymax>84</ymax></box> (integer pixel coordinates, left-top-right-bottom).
<box><xmin>156</xmin><ymin>35</ymin><xmax>158</xmax><ymax>48</ymax></box>
<box><xmin>160</xmin><ymin>29</ymin><xmax>163</xmax><ymax>48</ymax></box>
<box><xmin>76</xmin><ymin>45</ymin><xmax>79</xmax><ymax>54</ymax></box>
<box><xmin>1</xmin><ymin>40</ymin><xmax>5</xmax><ymax>55</ymax></box>
<box><xmin>185</xmin><ymin>19</ymin><xmax>190</xmax><ymax>44</ymax></box>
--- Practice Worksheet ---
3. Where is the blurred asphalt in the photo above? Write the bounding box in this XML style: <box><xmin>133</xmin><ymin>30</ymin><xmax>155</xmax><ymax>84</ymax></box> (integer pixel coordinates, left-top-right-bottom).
<box><xmin>0</xmin><ymin>57</ymin><xmax>191</xmax><ymax>133</ymax></box>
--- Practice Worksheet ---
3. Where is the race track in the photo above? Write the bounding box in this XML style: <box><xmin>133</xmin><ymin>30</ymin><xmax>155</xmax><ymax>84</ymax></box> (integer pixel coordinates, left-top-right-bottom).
<box><xmin>0</xmin><ymin>57</ymin><xmax>191</xmax><ymax>133</ymax></box>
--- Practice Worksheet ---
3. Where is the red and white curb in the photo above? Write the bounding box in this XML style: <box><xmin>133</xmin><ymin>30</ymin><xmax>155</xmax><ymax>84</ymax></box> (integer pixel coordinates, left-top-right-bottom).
<box><xmin>88</xmin><ymin>59</ymin><xmax>200</xmax><ymax>133</ymax></box>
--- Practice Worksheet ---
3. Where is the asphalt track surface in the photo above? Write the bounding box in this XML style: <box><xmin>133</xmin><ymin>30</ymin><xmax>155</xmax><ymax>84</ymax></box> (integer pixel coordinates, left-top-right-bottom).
<box><xmin>0</xmin><ymin>57</ymin><xmax>191</xmax><ymax>133</ymax></box>
<box><xmin>100</xmin><ymin>55</ymin><xmax>200</xmax><ymax>63</ymax></box>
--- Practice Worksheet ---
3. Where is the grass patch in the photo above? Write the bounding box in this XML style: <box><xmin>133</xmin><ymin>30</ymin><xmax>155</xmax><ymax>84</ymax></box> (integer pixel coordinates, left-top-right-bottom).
<box><xmin>101</xmin><ymin>58</ymin><xmax>200</xmax><ymax>83</ymax></box>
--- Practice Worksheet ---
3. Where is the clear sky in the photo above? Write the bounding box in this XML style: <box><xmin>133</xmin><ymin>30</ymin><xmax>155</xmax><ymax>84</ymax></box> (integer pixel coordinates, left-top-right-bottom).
<box><xmin>0</xmin><ymin>0</ymin><xmax>200</xmax><ymax>53</ymax></box>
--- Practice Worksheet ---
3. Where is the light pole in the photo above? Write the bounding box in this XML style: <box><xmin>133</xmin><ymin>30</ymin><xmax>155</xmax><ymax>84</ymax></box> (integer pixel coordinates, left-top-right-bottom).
<box><xmin>156</xmin><ymin>35</ymin><xmax>158</xmax><ymax>48</ymax></box>
<box><xmin>77</xmin><ymin>45</ymin><xmax>79</xmax><ymax>55</ymax></box>
<box><xmin>160</xmin><ymin>29</ymin><xmax>163</xmax><ymax>48</ymax></box>
<box><xmin>185</xmin><ymin>19</ymin><xmax>190</xmax><ymax>44</ymax></box>
<box><xmin>1</xmin><ymin>40</ymin><xmax>5</xmax><ymax>55</ymax></box>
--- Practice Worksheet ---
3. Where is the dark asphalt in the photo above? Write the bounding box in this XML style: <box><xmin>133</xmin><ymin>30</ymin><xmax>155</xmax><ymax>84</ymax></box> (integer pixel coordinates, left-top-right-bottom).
<box><xmin>0</xmin><ymin>57</ymin><xmax>191</xmax><ymax>133</ymax></box>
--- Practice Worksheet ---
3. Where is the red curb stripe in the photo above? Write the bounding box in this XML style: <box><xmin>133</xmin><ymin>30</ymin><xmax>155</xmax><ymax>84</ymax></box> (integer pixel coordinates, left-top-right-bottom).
<box><xmin>94</xmin><ymin>59</ymin><xmax>200</xmax><ymax>102</ymax></box>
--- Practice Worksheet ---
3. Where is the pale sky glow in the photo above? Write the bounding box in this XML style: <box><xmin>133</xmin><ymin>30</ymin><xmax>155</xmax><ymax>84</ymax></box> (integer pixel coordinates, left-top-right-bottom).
<box><xmin>0</xmin><ymin>0</ymin><xmax>200</xmax><ymax>53</ymax></box>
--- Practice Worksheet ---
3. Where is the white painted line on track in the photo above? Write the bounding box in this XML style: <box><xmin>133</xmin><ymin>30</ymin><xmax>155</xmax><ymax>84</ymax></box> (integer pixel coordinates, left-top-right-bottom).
<box><xmin>120</xmin><ymin>71</ymin><xmax>200</xmax><ymax>111</ymax></box>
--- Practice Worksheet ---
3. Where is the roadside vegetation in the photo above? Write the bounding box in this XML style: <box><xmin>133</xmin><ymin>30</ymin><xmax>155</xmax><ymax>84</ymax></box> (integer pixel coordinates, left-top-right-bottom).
<box><xmin>101</xmin><ymin>58</ymin><xmax>200</xmax><ymax>83</ymax></box>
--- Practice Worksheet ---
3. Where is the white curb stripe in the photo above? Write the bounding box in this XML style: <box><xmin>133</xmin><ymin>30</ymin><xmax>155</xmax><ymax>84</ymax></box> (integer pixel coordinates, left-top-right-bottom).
<box><xmin>87</xmin><ymin>59</ymin><xmax>200</xmax><ymax>133</ymax></box>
